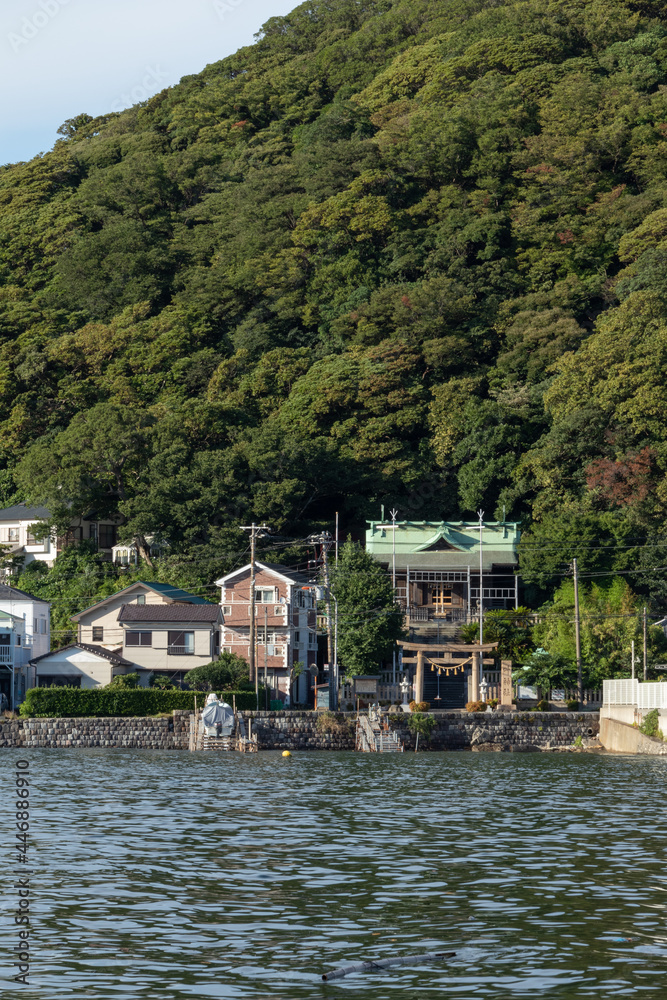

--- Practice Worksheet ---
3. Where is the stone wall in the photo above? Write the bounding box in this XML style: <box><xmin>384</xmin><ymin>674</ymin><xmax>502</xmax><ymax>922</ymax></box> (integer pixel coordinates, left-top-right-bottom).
<box><xmin>0</xmin><ymin>710</ymin><xmax>192</xmax><ymax>750</ymax></box>
<box><xmin>248</xmin><ymin>710</ymin><xmax>599</xmax><ymax>751</ymax></box>
<box><xmin>0</xmin><ymin>709</ymin><xmax>599</xmax><ymax>751</ymax></box>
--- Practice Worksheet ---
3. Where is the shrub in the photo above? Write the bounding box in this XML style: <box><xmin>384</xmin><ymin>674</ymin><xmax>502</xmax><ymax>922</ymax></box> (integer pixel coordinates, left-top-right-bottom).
<box><xmin>566</xmin><ymin>699</ymin><xmax>580</xmax><ymax>711</ymax></box>
<box><xmin>316</xmin><ymin>711</ymin><xmax>353</xmax><ymax>735</ymax></box>
<box><xmin>107</xmin><ymin>672</ymin><xmax>139</xmax><ymax>689</ymax></box>
<box><xmin>488</xmin><ymin>698</ymin><xmax>499</xmax><ymax>709</ymax></box>
<box><xmin>150</xmin><ymin>674</ymin><xmax>176</xmax><ymax>690</ymax></box>
<box><xmin>639</xmin><ymin>708</ymin><xmax>664</xmax><ymax>739</ymax></box>
<box><xmin>536</xmin><ymin>699</ymin><xmax>551</xmax><ymax>711</ymax></box>
<box><xmin>465</xmin><ymin>701</ymin><xmax>486</xmax><ymax>713</ymax></box>
<box><xmin>409</xmin><ymin>700</ymin><xmax>429</xmax><ymax>712</ymax></box>
<box><xmin>19</xmin><ymin>686</ymin><xmax>263</xmax><ymax>717</ymax></box>
<box><xmin>407</xmin><ymin>713</ymin><xmax>436</xmax><ymax>740</ymax></box>
<box><xmin>184</xmin><ymin>653</ymin><xmax>250</xmax><ymax>690</ymax></box>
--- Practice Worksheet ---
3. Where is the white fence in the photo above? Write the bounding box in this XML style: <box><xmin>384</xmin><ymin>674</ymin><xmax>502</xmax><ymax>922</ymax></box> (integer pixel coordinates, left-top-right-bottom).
<box><xmin>603</xmin><ymin>678</ymin><xmax>667</xmax><ymax>710</ymax></box>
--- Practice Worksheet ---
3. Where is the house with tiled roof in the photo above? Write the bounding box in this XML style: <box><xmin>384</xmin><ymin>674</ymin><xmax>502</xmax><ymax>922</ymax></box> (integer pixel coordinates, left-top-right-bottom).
<box><xmin>0</xmin><ymin>502</ymin><xmax>121</xmax><ymax>571</ymax></box>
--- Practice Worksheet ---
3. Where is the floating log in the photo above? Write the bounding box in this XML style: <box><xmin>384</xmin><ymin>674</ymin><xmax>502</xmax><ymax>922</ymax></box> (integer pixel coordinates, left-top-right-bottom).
<box><xmin>322</xmin><ymin>950</ymin><xmax>455</xmax><ymax>981</ymax></box>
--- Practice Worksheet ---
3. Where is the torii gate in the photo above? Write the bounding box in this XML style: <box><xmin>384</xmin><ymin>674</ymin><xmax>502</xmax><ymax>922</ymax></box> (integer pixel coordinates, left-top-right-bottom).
<box><xmin>397</xmin><ymin>640</ymin><xmax>499</xmax><ymax>704</ymax></box>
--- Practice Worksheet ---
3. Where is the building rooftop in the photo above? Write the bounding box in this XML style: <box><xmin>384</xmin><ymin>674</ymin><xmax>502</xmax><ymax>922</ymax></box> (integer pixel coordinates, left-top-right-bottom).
<box><xmin>71</xmin><ymin>580</ymin><xmax>214</xmax><ymax>621</ymax></box>
<box><xmin>0</xmin><ymin>503</ymin><xmax>51</xmax><ymax>522</ymax></box>
<box><xmin>30</xmin><ymin>642</ymin><xmax>135</xmax><ymax>667</ymax></box>
<box><xmin>0</xmin><ymin>584</ymin><xmax>50</xmax><ymax>605</ymax></box>
<box><xmin>366</xmin><ymin>520</ymin><xmax>520</xmax><ymax>565</ymax></box>
<box><xmin>118</xmin><ymin>604</ymin><xmax>222</xmax><ymax>623</ymax></box>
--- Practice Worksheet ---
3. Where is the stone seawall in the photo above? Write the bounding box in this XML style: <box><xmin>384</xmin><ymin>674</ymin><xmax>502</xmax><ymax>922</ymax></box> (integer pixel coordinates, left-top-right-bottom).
<box><xmin>0</xmin><ymin>710</ymin><xmax>599</xmax><ymax>751</ymax></box>
<box><xmin>248</xmin><ymin>710</ymin><xmax>600</xmax><ymax>751</ymax></box>
<box><xmin>0</xmin><ymin>710</ymin><xmax>192</xmax><ymax>750</ymax></box>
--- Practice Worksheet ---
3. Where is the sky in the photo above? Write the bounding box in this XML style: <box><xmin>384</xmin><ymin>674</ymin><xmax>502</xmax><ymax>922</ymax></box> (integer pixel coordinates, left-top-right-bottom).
<box><xmin>1</xmin><ymin>0</ymin><xmax>298</xmax><ymax>165</ymax></box>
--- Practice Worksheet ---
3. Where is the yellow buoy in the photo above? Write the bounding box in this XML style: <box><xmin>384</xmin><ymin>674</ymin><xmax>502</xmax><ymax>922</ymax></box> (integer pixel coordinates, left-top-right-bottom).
<box><xmin>282</xmin><ymin>750</ymin><xmax>292</xmax><ymax>757</ymax></box>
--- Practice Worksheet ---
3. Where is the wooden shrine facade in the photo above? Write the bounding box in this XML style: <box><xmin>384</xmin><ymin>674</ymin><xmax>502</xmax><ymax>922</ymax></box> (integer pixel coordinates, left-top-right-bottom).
<box><xmin>398</xmin><ymin>640</ymin><xmax>501</xmax><ymax>708</ymax></box>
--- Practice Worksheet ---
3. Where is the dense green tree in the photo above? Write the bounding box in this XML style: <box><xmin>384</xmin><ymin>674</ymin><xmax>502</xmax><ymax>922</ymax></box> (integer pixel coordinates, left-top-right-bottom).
<box><xmin>329</xmin><ymin>539</ymin><xmax>404</xmax><ymax>676</ymax></box>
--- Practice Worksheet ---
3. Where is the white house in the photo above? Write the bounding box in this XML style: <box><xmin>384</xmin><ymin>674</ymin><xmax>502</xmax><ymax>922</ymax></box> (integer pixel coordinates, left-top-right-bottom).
<box><xmin>0</xmin><ymin>610</ymin><xmax>26</xmax><ymax>708</ymax></box>
<box><xmin>30</xmin><ymin>643</ymin><xmax>140</xmax><ymax>689</ymax></box>
<box><xmin>0</xmin><ymin>584</ymin><xmax>51</xmax><ymax>708</ymax></box>
<box><xmin>0</xmin><ymin>502</ymin><xmax>122</xmax><ymax>572</ymax></box>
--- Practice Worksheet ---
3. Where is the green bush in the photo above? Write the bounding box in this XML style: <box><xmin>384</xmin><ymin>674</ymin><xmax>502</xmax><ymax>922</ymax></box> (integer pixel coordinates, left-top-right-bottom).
<box><xmin>107</xmin><ymin>672</ymin><xmax>139</xmax><ymax>689</ymax></box>
<box><xmin>566</xmin><ymin>699</ymin><xmax>580</xmax><ymax>711</ymax></box>
<box><xmin>639</xmin><ymin>709</ymin><xmax>664</xmax><ymax>739</ymax></box>
<box><xmin>19</xmin><ymin>686</ymin><xmax>264</xmax><ymax>717</ymax></box>
<box><xmin>407</xmin><ymin>713</ymin><xmax>436</xmax><ymax>740</ymax></box>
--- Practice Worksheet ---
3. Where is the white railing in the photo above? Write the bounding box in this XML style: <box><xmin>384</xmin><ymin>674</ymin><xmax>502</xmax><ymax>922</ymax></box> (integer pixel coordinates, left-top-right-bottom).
<box><xmin>0</xmin><ymin>647</ymin><xmax>12</xmax><ymax>666</ymax></box>
<box><xmin>603</xmin><ymin>678</ymin><xmax>667</xmax><ymax>709</ymax></box>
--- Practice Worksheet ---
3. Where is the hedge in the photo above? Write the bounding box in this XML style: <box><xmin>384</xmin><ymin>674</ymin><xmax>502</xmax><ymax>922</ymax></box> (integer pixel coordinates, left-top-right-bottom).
<box><xmin>19</xmin><ymin>687</ymin><xmax>265</xmax><ymax>718</ymax></box>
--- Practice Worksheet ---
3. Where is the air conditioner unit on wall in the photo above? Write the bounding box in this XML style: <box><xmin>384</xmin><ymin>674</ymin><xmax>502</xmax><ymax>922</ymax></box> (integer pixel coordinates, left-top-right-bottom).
<box><xmin>274</xmin><ymin>605</ymin><xmax>286</xmax><ymax>615</ymax></box>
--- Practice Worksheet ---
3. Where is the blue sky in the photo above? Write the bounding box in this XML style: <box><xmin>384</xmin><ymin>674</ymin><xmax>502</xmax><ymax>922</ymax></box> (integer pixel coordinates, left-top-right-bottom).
<box><xmin>1</xmin><ymin>0</ymin><xmax>298</xmax><ymax>165</ymax></box>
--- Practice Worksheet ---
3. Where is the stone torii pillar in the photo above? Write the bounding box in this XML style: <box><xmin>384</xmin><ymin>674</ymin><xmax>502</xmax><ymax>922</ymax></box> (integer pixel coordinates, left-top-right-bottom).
<box><xmin>470</xmin><ymin>651</ymin><xmax>480</xmax><ymax>703</ymax></box>
<box><xmin>415</xmin><ymin>650</ymin><xmax>425</xmax><ymax>704</ymax></box>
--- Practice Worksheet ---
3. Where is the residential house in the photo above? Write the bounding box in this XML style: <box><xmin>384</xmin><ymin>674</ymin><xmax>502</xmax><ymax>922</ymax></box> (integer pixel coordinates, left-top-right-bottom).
<box><xmin>0</xmin><ymin>502</ymin><xmax>121</xmax><ymax>572</ymax></box>
<box><xmin>0</xmin><ymin>584</ymin><xmax>51</xmax><ymax>707</ymax></box>
<box><xmin>215</xmin><ymin>562</ymin><xmax>318</xmax><ymax>703</ymax></box>
<box><xmin>71</xmin><ymin>580</ymin><xmax>214</xmax><ymax>651</ymax></box>
<box><xmin>30</xmin><ymin>644</ymin><xmax>138</xmax><ymax>690</ymax></box>
<box><xmin>69</xmin><ymin>580</ymin><xmax>222</xmax><ymax>684</ymax></box>
<box><xmin>116</xmin><ymin>603</ymin><xmax>223</xmax><ymax>679</ymax></box>
<box><xmin>365</xmin><ymin>519</ymin><xmax>520</xmax><ymax>622</ymax></box>
<box><xmin>0</xmin><ymin>610</ymin><xmax>26</xmax><ymax>708</ymax></box>
<box><xmin>112</xmin><ymin>537</ymin><xmax>168</xmax><ymax>568</ymax></box>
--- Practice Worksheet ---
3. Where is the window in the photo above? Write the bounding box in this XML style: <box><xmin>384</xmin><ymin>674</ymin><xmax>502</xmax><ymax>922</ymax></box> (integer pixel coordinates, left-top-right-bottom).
<box><xmin>294</xmin><ymin>631</ymin><xmax>301</xmax><ymax>644</ymax></box>
<box><xmin>98</xmin><ymin>524</ymin><xmax>116</xmax><ymax>549</ymax></box>
<box><xmin>0</xmin><ymin>634</ymin><xmax>9</xmax><ymax>646</ymax></box>
<box><xmin>136</xmin><ymin>594</ymin><xmax>146</xmax><ymax>605</ymax></box>
<box><xmin>15</xmin><ymin>636</ymin><xmax>21</xmax><ymax>646</ymax></box>
<box><xmin>89</xmin><ymin>523</ymin><xmax>98</xmax><ymax>546</ymax></box>
<box><xmin>255</xmin><ymin>588</ymin><xmax>275</xmax><ymax>603</ymax></box>
<box><xmin>41</xmin><ymin>619</ymin><xmax>47</xmax><ymax>634</ymax></box>
<box><xmin>257</xmin><ymin>628</ymin><xmax>279</xmax><ymax>644</ymax></box>
<box><xmin>168</xmin><ymin>631</ymin><xmax>194</xmax><ymax>655</ymax></box>
<box><xmin>222</xmin><ymin>605</ymin><xmax>232</xmax><ymax>616</ymax></box>
<box><xmin>309</xmin><ymin>631</ymin><xmax>316</xmax><ymax>646</ymax></box>
<box><xmin>8</xmin><ymin>528</ymin><xmax>19</xmax><ymax>542</ymax></box>
<box><xmin>92</xmin><ymin>626</ymin><xmax>104</xmax><ymax>641</ymax></box>
<box><xmin>126</xmin><ymin>632</ymin><xmax>152</xmax><ymax>647</ymax></box>
<box><xmin>34</xmin><ymin>618</ymin><xmax>37</xmax><ymax>632</ymax></box>
<box><xmin>27</xmin><ymin>530</ymin><xmax>45</xmax><ymax>545</ymax></box>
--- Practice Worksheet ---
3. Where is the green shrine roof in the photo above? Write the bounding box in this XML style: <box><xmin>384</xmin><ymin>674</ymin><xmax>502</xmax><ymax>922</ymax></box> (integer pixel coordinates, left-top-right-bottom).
<box><xmin>365</xmin><ymin>520</ymin><xmax>519</xmax><ymax>569</ymax></box>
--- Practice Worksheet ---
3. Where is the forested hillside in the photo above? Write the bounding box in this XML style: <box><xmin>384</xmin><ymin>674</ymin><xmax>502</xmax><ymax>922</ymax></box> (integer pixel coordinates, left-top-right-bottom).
<box><xmin>4</xmin><ymin>0</ymin><xmax>667</xmax><ymax>606</ymax></box>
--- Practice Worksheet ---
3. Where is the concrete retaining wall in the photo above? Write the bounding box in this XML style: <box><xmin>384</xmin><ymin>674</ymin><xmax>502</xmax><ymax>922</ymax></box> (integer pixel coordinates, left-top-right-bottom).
<box><xmin>0</xmin><ymin>710</ymin><xmax>599</xmax><ymax>751</ymax></box>
<box><xmin>600</xmin><ymin>716</ymin><xmax>667</xmax><ymax>755</ymax></box>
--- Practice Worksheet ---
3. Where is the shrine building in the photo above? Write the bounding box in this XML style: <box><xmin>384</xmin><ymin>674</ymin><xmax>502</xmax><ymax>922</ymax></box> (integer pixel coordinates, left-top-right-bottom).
<box><xmin>365</xmin><ymin>519</ymin><xmax>520</xmax><ymax>625</ymax></box>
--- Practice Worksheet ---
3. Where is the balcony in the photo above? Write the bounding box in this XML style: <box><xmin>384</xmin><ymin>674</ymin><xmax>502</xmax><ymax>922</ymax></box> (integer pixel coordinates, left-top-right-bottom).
<box><xmin>0</xmin><ymin>646</ymin><xmax>13</xmax><ymax>666</ymax></box>
<box><xmin>167</xmin><ymin>645</ymin><xmax>194</xmax><ymax>656</ymax></box>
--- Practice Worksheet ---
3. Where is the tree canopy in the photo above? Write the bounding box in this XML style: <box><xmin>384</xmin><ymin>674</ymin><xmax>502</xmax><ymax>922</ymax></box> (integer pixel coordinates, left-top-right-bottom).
<box><xmin>3</xmin><ymin>0</ymin><xmax>667</xmax><ymax>612</ymax></box>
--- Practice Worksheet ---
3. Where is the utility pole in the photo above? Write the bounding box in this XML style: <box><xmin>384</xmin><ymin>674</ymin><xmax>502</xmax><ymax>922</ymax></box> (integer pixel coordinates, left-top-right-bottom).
<box><xmin>631</xmin><ymin>639</ymin><xmax>636</xmax><ymax>679</ymax></box>
<box><xmin>309</xmin><ymin>530</ymin><xmax>336</xmax><ymax>709</ymax></box>
<box><xmin>390</xmin><ymin>508</ymin><xmax>398</xmax><ymax>686</ymax></box>
<box><xmin>477</xmin><ymin>509</ymin><xmax>484</xmax><ymax>699</ymax></box>
<box><xmin>264</xmin><ymin>604</ymin><xmax>269</xmax><ymax>710</ymax></box>
<box><xmin>572</xmin><ymin>558</ymin><xmax>583</xmax><ymax>705</ymax></box>
<box><xmin>240</xmin><ymin>523</ymin><xmax>270</xmax><ymax>704</ymax></box>
<box><xmin>643</xmin><ymin>606</ymin><xmax>648</xmax><ymax>680</ymax></box>
<box><xmin>477</xmin><ymin>510</ymin><xmax>484</xmax><ymax>645</ymax></box>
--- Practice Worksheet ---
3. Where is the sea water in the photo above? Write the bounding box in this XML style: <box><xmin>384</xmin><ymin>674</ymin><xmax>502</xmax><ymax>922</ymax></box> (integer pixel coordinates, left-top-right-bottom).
<box><xmin>1</xmin><ymin>749</ymin><xmax>666</xmax><ymax>998</ymax></box>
